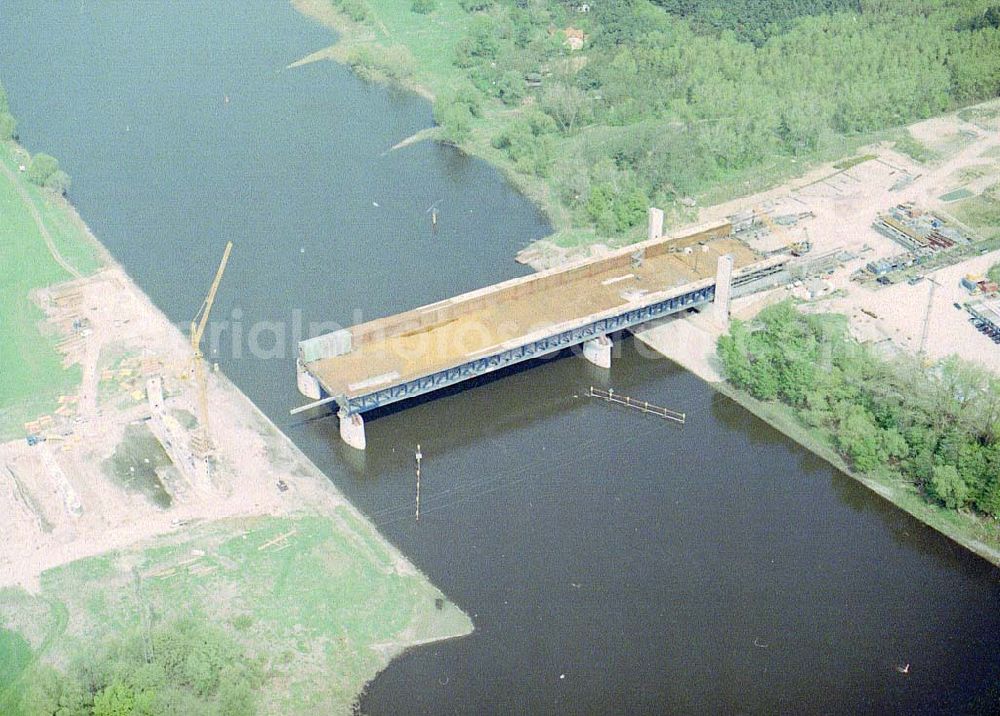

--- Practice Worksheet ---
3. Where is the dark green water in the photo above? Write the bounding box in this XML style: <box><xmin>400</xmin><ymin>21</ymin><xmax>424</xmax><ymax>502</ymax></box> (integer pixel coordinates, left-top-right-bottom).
<box><xmin>2</xmin><ymin>2</ymin><xmax>998</xmax><ymax>713</ymax></box>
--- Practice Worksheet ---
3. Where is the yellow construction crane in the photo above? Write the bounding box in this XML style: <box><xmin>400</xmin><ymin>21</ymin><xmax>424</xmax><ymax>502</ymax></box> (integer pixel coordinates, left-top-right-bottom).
<box><xmin>190</xmin><ymin>241</ymin><xmax>233</xmax><ymax>452</ymax></box>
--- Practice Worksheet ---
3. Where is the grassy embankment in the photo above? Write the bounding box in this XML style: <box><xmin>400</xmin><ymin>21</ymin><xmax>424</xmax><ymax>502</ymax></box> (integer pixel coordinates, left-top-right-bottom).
<box><xmin>0</xmin><ymin>142</ymin><xmax>102</xmax><ymax>439</ymax></box>
<box><xmin>0</xmin><ymin>513</ymin><xmax>471</xmax><ymax>714</ymax></box>
<box><xmin>952</xmin><ymin>179</ymin><xmax>1000</xmax><ymax>239</ymax></box>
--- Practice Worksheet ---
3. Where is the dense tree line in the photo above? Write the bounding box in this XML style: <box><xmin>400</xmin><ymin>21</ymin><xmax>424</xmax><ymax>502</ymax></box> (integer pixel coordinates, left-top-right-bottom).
<box><xmin>428</xmin><ymin>0</ymin><xmax>1000</xmax><ymax>237</ymax></box>
<box><xmin>717</xmin><ymin>301</ymin><xmax>1000</xmax><ymax>516</ymax></box>
<box><xmin>652</xmin><ymin>0</ymin><xmax>861</xmax><ymax>44</ymax></box>
<box><xmin>10</xmin><ymin>618</ymin><xmax>263</xmax><ymax>716</ymax></box>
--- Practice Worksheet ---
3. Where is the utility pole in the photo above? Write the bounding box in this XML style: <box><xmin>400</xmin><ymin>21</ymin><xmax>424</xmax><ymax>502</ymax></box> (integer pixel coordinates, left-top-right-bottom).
<box><xmin>415</xmin><ymin>444</ymin><xmax>422</xmax><ymax>522</ymax></box>
<box><xmin>919</xmin><ymin>277</ymin><xmax>937</xmax><ymax>357</ymax></box>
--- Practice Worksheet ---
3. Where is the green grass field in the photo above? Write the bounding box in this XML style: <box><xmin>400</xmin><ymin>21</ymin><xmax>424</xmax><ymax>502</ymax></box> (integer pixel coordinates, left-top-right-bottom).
<box><xmin>296</xmin><ymin>0</ymin><xmax>473</xmax><ymax>95</ymax></box>
<box><xmin>364</xmin><ymin>0</ymin><xmax>472</xmax><ymax>93</ymax></box>
<box><xmin>952</xmin><ymin>183</ymin><xmax>1000</xmax><ymax>239</ymax></box>
<box><xmin>0</xmin><ymin>512</ymin><xmax>471</xmax><ymax>714</ymax></box>
<box><xmin>889</xmin><ymin>129</ymin><xmax>940</xmax><ymax>165</ymax></box>
<box><xmin>0</xmin><ymin>142</ymin><xmax>102</xmax><ymax>439</ymax></box>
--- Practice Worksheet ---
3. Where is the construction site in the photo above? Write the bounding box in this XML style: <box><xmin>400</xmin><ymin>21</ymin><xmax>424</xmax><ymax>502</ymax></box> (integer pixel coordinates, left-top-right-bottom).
<box><xmin>578</xmin><ymin>104</ymin><xmax>1000</xmax><ymax>381</ymax></box>
<box><xmin>286</xmin><ymin>102</ymin><xmax>1000</xmax><ymax>449</ymax></box>
<box><xmin>1</xmin><ymin>263</ymin><xmax>286</xmax><ymax>584</ymax></box>
<box><xmin>0</xmin><ymin>216</ymin><xmax>469</xmax><ymax>640</ymax></box>
<box><xmin>6</xmin><ymin>100</ymin><xmax>999</xmax><ymax>582</ymax></box>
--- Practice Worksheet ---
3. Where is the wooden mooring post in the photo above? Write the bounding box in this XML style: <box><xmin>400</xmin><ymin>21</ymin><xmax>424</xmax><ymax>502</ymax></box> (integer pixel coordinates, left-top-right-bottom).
<box><xmin>587</xmin><ymin>386</ymin><xmax>685</xmax><ymax>424</ymax></box>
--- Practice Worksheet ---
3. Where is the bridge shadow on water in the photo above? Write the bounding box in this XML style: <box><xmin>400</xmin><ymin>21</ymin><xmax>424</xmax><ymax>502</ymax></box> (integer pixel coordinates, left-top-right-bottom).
<box><xmin>295</xmin><ymin>330</ymin><xmax>649</xmax><ymax>466</ymax></box>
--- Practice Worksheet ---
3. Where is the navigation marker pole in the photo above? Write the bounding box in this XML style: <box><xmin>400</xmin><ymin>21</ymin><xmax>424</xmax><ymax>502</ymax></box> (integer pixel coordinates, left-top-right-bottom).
<box><xmin>415</xmin><ymin>444</ymin><xmax>422</xmax><ymax>522</ymax></box>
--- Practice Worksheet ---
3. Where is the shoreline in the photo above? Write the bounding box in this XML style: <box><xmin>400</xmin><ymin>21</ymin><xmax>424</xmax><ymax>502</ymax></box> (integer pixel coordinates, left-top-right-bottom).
<box><xmin>631</xmin><ymin>309</ymin><xmax>1000</xmax><ymax>568</ymax></box>
<box><xmin>288</xmin><ymin>0</ymin><xmax>580</xmax><ymax>241</ymax></box>
<box><xmin>713</xmin><ymin>381</ymin><xmax>1000</xmax><ymax>567</ymax></box>
<box><xmin>284</xmin><ymin>0</ymin><xmax>1000</xmax><ymax>569</ymax></box>
<box><xmin>0</xmin><ymin>132</ymin><xmax>472</xmax><ymax>709</ymax></box>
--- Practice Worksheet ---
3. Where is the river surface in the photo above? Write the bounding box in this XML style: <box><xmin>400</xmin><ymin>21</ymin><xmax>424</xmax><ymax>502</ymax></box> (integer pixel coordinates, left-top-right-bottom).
<box><xmin>3</xmin><ymin>1</ymin><xmax>999</xmax><ymax>713</ymax></box>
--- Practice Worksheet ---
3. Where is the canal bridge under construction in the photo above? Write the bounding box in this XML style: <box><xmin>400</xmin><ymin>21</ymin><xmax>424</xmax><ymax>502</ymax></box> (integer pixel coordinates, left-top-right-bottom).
<box><xmin>294</xmin><ymin>215</ymin><xmax>789</xmax><ymax>448</ymax></box>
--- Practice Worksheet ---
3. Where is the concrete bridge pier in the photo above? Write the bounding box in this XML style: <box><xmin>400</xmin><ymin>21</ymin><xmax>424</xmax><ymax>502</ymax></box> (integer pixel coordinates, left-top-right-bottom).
<box><xmin>339</xmin><ymin>411</ymin><xmax>366</xmax><ymax>451</ymax></box>
<box><xmin>582</xmin><ymin>334</ymin><xmax>612</xmax><ymax>369</ymax></box>
<box><xmin>712</xmin><ymin>254</ymin><xmax>734</xmax><ymax>326</ymax></box>
<box><xmin>647</xmin><ymin>207</ymin><xmax>664</xmax><ymax>241</ymax></box>
<box><xmin>297</xmin><ymin>357</ymin><xmax>322</xmax><ymax>400</ymax></box>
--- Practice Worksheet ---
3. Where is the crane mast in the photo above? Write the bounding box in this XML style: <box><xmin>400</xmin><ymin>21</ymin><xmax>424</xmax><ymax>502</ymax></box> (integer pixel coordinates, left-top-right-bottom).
<box><xmin>190</xmin><ymin>241</ymin><xmax>233</xmax><ymax>454</ymax></box>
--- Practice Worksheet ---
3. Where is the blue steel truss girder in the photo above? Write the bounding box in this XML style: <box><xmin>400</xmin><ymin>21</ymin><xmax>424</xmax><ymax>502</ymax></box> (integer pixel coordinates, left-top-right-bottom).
<box><xmin>341</xmin><ymin>284</ymin><xmax>715</xmax><ymax>415</ymax></box>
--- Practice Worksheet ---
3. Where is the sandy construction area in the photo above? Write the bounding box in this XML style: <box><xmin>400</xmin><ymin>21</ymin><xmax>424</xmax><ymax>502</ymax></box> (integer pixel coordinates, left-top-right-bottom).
<box><xmin>0</xmin><ymin>261</ymin><xmax>414</xmax><ymax>591</ymax></box>
<box><xmin>633</xmin><ymin>103</ymin><xmax>1000</xmax><ymax>378</ymax></box>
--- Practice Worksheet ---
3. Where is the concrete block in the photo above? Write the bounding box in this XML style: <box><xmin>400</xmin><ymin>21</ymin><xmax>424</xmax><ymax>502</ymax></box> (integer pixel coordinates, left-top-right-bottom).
<box><xmin>299</xmin><ymin>329</ymin><xmax>352</xmax><ymax>363</ymax></box>
<box><xmin>296</xmin><ymin>357</ymin><xmax>322</xmax><ymax>400</ymax></box>
<box><xmin>647</xmin><ymin>207</ymin><xmax>664</xmax><ymax>242</ymax></box>
<box><xmin>713</xmin><ymin>254</ymin><xmax>734</xmax><ymax>325</ymax></box>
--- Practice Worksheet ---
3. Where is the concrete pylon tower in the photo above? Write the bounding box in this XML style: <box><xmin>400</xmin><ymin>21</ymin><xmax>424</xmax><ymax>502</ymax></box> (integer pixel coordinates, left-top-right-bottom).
<box><xmin>712</xmin><ymin>254</ymin><xmax>734</xmax><ymax>325</ymax></box>
<box><xmin>647</xmin><ymin>207</ymin><xmax>664</xmax><ymax>242</ymax></box>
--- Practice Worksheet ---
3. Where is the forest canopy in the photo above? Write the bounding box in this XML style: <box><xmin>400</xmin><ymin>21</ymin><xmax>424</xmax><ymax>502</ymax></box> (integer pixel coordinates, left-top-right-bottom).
<box><xmin>717</xmin><ymin>302</ymin><xmax>1000</xmax><ymax>519</ymax></box>
<box><xmin>651</xmin><ymin>0</ymin><xmax>862</xmax><ymax>44</ymax></box>
<box><xmin>426</xmin><ymin>0</ymin><xmax>1000</xmax><ymax>236</ymax></box>
<box><xmin>8</xmin><ymin>617</ymin><xmax>264</xmax><ymax>716</ymax></box>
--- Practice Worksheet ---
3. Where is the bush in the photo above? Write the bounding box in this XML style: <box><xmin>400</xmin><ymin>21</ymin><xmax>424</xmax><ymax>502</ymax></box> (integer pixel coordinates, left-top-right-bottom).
<box><xmin>494</xmin><ymin>70</ymin><xmax>526</xmax><ymax>106</ymax></box>
<box><xmin>491</xmin><ymin>114</ymin><xmax>556</xmax><ymax>177</ymax></box>
<box><xmin>433</xmin><ymin>86</ymin><xmax>485</xmax><ymax>144</ymax></box>
<box><xmin>14</xmin><ymin>617</ymin><xmax>264</xmax><ymax>716</ymax></box>
<box><xmin>434</xmin><ymin>95</ymin><xmax>474</xmax><ymax>144</ymax></box>
<box><xmin>454</xmin><ymin>85</ymin><xmax>483</xmax><ymax>118</ymax></box>
<box><xmin>585</xmin><ymin>181</ymin><xmax>648</xmax><ymax>234</ymax></box>
<box><xmin>930</xmin><ymin>464</ymin><xmax>969</xmax><ymax>509</ymax></box>
<box><xmin>331</xmin><ymin>0</ymin><xmax>368</xmax><ymax>23</ymax></box>
<box><xmin>458</xmin><ymin>0</ymin><xmax>493</xmax><ymax>12</ymax></box>
<box><xmin>988</xmin><ymin>262</ymin><xmax>1000</xmax><ymax>285</ymax></box>
<box><xmin>454</xmin><ymin>16</ymin><xmax>500</xmax><ymax>67</ymax></box>
<box><xmin>411</xmin><ymin>0</ymin><xmax>436</xmax><ymax>13</ymax></box>
<box><xmin>25</xmin><ymin>153</ymin><xmax>59</xmax><ymax>187</ymax></box>
<box><xmin>44</xmin><ymin>169</ymin><xmax>71</xmax><ymax>196</ymax></box>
